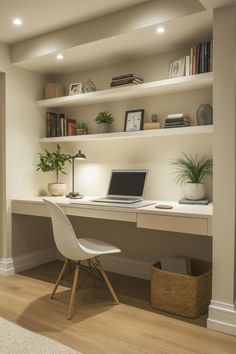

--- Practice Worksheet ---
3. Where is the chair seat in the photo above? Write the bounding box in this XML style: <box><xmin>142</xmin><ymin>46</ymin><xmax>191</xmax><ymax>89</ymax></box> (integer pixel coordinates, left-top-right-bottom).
<box><xmin>78</xmin><ymin>238</ymin><xmax>121</xmax><ymax>256</ymax></box>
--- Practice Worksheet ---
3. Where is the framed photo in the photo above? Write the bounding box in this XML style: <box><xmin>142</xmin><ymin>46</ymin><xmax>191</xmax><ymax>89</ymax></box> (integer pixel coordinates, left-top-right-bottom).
<box><xmin>169</xmin><ymin>57</ymin><xmax>186</xmax><ymax>78</ymax></box>
<box><xmin>124</xmin><ymin>109</ymin><xmax>144</xmax><ymax>132</ymax></box>
<box><xmin>69</xmin><ymin>82</ymin><xmax>82</xmax><ymax>95</ymax></box>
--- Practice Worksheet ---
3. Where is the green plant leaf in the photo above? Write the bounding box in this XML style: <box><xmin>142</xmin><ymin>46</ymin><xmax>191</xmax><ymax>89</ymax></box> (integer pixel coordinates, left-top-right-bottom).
<box><xmin>171</xmin><ymin>152</ymin><xmax>213</xmax><ymax>185</ymax></box>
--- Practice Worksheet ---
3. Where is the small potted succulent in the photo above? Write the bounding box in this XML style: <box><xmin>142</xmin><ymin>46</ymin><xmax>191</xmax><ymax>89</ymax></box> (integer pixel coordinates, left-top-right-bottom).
<box><xmin>95</xmin><ymin>111</ymin><xmax>114</xmax><ymax>133</ymax></box>
<box><xmin>76</xmin><ymin>122</ymin><xmax>88</xmax><ymax>135</ymax></box>
<box><xmin>172</xmin><ymin>153</ymin><xmax>213</xmax><ymax>200</ymax></box>
<box><xmin>37</xmin><ymin>144</ymin><xmax>71</xmax><ymax>196</ymax></box>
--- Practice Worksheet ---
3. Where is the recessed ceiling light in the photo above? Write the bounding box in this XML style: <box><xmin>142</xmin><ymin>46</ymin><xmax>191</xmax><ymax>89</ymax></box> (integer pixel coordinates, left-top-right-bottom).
<box><xmin>156</xmin><ymin>26</ymin><xmax>165</xmax><ymax>34</ymax></box>
<box><xmin>13</xmin><ymin>18</ymin><xmax>22</xmax><ymax>26</ymax></box>
<box><xmin>56</xmin><ymin>54</ymin><xmax>64</xmax><ymax>60</ymax></box>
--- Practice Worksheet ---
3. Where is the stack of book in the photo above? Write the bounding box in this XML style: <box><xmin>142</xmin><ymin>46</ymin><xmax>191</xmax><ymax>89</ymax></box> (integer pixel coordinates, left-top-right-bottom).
<box><xmin>110</xmin><ymin>73</ymin><xmax>144</xmax><ymax>88</ymax></box>
<box><xmin>164</xmin><ymin>113</ymin><xmax>191</xmax><ymax>129</ymax></box>
<box><xmin>46</xmin><ymin>112</ymin><xmax>76</xmax><ymax>137</ymax></box>
<box><xmin>190</xmin><ymin>40</ymin><xmax>212</xmax><ymax>75</ymax></box>
<box><xmin>179</xmin><ymin>199</ymin><xmax>209</xmax><ymax>205</ymax></box>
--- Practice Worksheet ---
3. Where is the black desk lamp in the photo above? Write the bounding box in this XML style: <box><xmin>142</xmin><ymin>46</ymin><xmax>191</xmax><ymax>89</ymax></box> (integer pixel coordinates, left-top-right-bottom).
<box><xmin>66</xmin><ymin>150</ymin><xmax>86</xmax><ymax>199</ymax></box>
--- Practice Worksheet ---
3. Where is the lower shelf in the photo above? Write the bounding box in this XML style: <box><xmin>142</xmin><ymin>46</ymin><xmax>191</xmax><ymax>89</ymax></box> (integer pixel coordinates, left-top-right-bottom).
<box><xmin>39</xmin><ymin>125</ymin><xmax>213</xmax><ymax>143</ymax></box>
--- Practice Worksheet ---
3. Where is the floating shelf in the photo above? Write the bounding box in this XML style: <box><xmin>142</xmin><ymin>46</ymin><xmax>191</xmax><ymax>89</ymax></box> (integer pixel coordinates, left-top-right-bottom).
<box><xmin>39</xmin><ymin>125</ymin><xmax>213</xmax><ymax>143</ymax></box>
<box><xmin>36</xmin><ymin>73</ymin><xmax>213</xmax><ymax>108</ymax></box>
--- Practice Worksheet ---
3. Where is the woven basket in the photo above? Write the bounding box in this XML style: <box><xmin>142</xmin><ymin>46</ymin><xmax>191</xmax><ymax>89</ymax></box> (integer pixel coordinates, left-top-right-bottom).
<box><xmin>151</xmin><ymin>259</ymin><xmax>212</xmax><ymax>318</ymax></box>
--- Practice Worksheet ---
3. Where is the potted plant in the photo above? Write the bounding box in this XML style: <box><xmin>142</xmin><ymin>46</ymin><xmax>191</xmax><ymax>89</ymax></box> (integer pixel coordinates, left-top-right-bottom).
<box><xmin>172</xmin><ymin>153</ymin><xmax>213</xmax><ymax>200</ymax></box>
<box><xmin>37</xmin><ymin>144</ymin><xmax>71</xmax><ymax>196</ymax></box>
<box><xmin>95</xmin><ymin>111</ymin><xmax>114</xmax><ymax>133</ymax></box>
<box><xmin>76</xmin><ymin>122</ymin><xmax>88</xmax><ymax>135</ymax></box>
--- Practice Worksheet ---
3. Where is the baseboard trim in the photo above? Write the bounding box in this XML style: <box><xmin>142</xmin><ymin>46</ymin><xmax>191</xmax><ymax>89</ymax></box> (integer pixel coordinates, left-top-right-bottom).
<box><xmin>100</xmin><ymin>254</ymin><xmax>151</xmax><ymax>280</ymax></box>
<box><xmin>56</xmin><ymin>252</ymin><xmax>152</xmax><ymax>280</ymax></box>
<box><xmin>2</xmin><ymin>248</ymin><xmax>151</xmax><ymax>280</ymax></box>
<box><xmin>207</xmin><ymin>300</ymin><xmax>236</xmax><ymax>336</ymax></box>
<box><xmin>0</xmin><ymin>247</ymin><xmax>58</xmax><ymax>276</ymax></box>
<box><xmin>0</xmin><ymin>258</ymin><xmax>15</xmax><ymax>276</ymax></box>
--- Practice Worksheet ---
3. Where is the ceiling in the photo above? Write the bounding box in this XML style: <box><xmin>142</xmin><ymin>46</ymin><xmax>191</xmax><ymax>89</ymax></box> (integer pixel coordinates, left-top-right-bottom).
<box><xmin>1</xmin><ymin>0</ymin><xmax>235</xmax><ymax>75</ymax></box>
<box><xmin>0</xmin><ymin>0</ymin><xmax>148</xmax><ymax>44</ymax></box>
<box><xmin>16</xmin><ymin>10</ymin><xmax>212</xmax><ymax>75</ymax></box>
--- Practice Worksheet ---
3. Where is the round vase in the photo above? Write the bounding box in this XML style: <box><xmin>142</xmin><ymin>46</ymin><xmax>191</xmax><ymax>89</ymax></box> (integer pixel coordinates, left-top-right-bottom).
<box><xmin>48</xmin><ymin>183</ymin><xmax>67</xmax><ymax>196</ymax></box>
<box><xmin>184</xmin><ymin>183</ymin><xmax>205</xmax><ymax>200</ymax></box>
<box><xmin>196</xmin><ymin>104</ymin><xmax>213</xmax><ymax>125</ymax></box>
<box><xmin>99</xmin><ymin>123</ymin><xmax>109</xmax><ymax>133</ymax></box>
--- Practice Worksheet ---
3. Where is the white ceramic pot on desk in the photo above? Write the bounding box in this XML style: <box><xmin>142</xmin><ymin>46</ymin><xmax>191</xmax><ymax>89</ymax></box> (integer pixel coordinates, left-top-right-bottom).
<box><xmin>48</xmin><ymin>183</ymin><xmax>67</xmax><ymax>196</ymax></box>
<box><xmin>184</xmin><ymin>183</ymin><xmax>205</xmax><ymax>200</ymax></box>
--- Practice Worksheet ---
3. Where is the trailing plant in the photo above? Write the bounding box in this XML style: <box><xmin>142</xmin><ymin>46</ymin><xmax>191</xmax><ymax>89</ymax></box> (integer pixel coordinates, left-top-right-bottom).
<box><xmin>95</xmin><ymin>111</ymin><xmax>114</xmax><ymax>124</ymax></box>
<box><xmin>171</xmin><ymin>153</ymin><xmax>213</xmax><ymax>185</ymax></box>
<box><xmin>37</xmin><ymin>144</ymin><xmax>71</xmax><ymax>183</ymax></box>
<box><xmin>77</xmin><ymin>121</ymin><xmax>88</xmax><ymax>130</ymax></box>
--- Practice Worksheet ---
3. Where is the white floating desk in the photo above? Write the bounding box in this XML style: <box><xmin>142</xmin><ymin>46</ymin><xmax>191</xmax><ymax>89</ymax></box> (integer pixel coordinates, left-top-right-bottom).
<box><xmin>11</xmin><ymin>197</ymin><xmax>213</xmax><ymax>237</ymax></box>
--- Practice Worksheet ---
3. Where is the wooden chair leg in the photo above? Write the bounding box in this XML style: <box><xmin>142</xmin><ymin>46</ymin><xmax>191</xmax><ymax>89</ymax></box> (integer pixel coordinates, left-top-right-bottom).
<box><xmin>96</xmin><ymin>257</ymin><xmax>119</xmax><ymax>305</ymax></box>
<box><xmin>68</xmin><ymin>264</ymin><xmax>80</xmax><ymax>320</ymax></box>
<box><xmin>51</xmin><ymin>259</ymin><xmax>69</xmax><ymax>299</ymax></box>
<box><xmin>87</xmin><ymin>259</ymin><xmax>96</xmax><ymax>288</ymax></box>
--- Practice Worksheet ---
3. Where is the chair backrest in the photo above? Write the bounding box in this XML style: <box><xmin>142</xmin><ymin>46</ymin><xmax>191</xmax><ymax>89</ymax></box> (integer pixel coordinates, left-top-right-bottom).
<box><xmin>43</xmin><ymin>199</ymin><xmax>89</xmax><ymax>261</ymax></box>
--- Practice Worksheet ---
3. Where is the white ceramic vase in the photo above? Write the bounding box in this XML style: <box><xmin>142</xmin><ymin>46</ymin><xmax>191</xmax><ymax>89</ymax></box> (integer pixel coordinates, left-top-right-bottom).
<box><xmin>48</xmin><ymin>183</ymin><xmax>67</xmax><ymax>196</ymax></box>
<box><xmin>184</xmin><ymin>183</ymin><xmax>205</xmax><ymax>200</ymax></box>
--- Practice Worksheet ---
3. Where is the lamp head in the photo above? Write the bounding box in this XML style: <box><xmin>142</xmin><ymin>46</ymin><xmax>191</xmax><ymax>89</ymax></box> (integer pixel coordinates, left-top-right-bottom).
<box><xmin>74</xmin><ymin>150</ymin><xmax>86</xmax><ymax>160</ymax></box>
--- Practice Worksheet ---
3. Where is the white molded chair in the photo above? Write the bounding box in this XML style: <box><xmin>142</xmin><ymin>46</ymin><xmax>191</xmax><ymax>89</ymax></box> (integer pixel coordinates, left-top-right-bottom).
<box><xmin>43</xmin><ymin>199</ymin><xmax>121</xmax><ymax>319</ymax></box>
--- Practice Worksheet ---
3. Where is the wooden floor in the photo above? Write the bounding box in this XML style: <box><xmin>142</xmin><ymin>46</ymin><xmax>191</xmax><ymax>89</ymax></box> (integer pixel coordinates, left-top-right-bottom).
<box><xmin>0</xmin><ymin>261</ymin><xmax>235</xmax><ymax>354</ymax></box>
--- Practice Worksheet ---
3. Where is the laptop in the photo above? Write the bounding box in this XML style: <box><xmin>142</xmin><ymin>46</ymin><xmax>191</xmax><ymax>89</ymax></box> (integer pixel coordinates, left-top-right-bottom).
<box><xmin>93</xmin><ymin>169</ymin><xmax>148</xmax><ymax>204</ymax></box>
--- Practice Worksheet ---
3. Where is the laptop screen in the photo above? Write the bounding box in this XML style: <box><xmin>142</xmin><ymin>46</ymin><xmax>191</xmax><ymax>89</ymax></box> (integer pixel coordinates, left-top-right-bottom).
<box><xmin>107</xmin><ymin>170</ymin><xmax>148</xmax><ymax>197</ymax></box>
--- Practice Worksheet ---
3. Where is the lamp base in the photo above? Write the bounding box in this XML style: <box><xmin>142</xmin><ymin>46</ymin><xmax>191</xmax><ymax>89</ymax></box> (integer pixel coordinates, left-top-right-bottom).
<box><xmin>66</xmin><ymin>192</ymin><xmax>84</xmax><ymax>199</ymax></box>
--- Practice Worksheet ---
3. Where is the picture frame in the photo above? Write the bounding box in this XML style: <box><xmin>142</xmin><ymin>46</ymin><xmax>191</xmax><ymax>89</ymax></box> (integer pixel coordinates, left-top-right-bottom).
<box><xmin>69</xmin><ymin>82</ymin><xmax>82</xmax><ymax>95</ymax></box>
<box><xmin>169</xmin><ymin>57</ymin><xmax>186</xmax><ymax>78</ymax></box>
<box><xmin>124</xmin><ymin>109</ymin><xmax>144</xmax><ymax>132</ymax></box>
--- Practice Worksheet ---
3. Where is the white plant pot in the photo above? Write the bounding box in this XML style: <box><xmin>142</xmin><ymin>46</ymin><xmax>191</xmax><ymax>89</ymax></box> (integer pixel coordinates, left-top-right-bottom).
<box><xmin>48</xmin><ymin>183</ymin><xmax>67</xmax><ymax>196</ymax></box>
<box><xmin>184</xmin><ymin>183</ymin><xmax>206</xmax><ymax>200</ymax></box>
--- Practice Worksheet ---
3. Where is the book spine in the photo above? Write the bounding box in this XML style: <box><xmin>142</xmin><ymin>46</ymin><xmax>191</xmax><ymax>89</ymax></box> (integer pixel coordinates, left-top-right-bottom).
<box><xmin>112</xmin><ymin>73</ymin><xmax>144</xmax><ymax>81</ymax></box>
<box><xmin>111</xmin><ymin>80</ymin><xmax>141</xmax><ymax>87</ymax></box>
<box><xmin>167</xmin><ymin>113</ymin><xmax>188</xmax><ymax>118</ymax></box>
<box><xmin>200</xmin><ymin>43</ymin><xmax>204</xmax><ymax>73</ymax></box>
<box><xmin>190</xmin><ymin>48</ymin><xmax>193</xmax><ymax>75</ymax></box>
<box><xmin>210</xmin><ymin>39</ymin><xmax>213</xmax><ymax>72</ymax></box>
<box><xmin>56</xmin><ymin>114</ymin><xmax>61</xmax><ymax>137</ymax></box>
<box><xmin>58</xmin><ymin>114</ymin><xmax>65</xmax><ymax>136</ymax></box>
<box><xmin>111</xmin><ymin>77</ymin><xmax>143</xmax><ymax>84</ymax></box>
<box><xmin>204</xmin><ymin>42</ymin><xmax>208</xmax><ymax>72</ymax></box>
<box><xmin>67</xmin><ymin>119</ymin><xmax>76</xmax><ymax>136</ymax></box>
<box><xmin>164</xmin><ymin>122</ymin><xmax>191</xmax><ymax>127</ymax></box>
<box><xmin>165</xmin><ymin>117</ymin><xmax>190</xmax><ymax>123</ymax></box>
<box><xmin>50</xmin><ymin>113</ymin><xmax>57</xmax><ymax>137</ymax></box>
<box><xmin>192</xmin><ymin>45</ymin><xmax>196</xmax><ymax>75</ymax></box>
<box><xmin>196</xmin><ymin>44</ymin><xmax>199</xmax><ymax>74</ymax></box>
<box><xmin>46</xmin><ymin>112</ymin><xmax>51</xmax><ymax>137</ymax></box>
<box><xmin>185</xmin><ymin>55</ymin><xmax>190</xmax><ymax>76</ymax></box>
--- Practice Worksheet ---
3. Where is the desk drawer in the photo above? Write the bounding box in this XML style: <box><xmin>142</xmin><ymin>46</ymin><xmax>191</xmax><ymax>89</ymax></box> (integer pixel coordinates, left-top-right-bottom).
<box><xmin>65</xmin><ymin>206</ymin><xmax>136</xmax><ymax>223</ymax></box>
<box><xmin>12</xmin><ymin>201</ymin><xmax>67</xmax><ymax>218</ymax></box>
<box><xmin>12</xmin><ymin>202</ymin><xmax>49</xmax><ymax>217</ymax></box>
<box><xmin>137</xmin><ymin>213</ymin><xmax>208</xmax><ymax>236</ymax></box>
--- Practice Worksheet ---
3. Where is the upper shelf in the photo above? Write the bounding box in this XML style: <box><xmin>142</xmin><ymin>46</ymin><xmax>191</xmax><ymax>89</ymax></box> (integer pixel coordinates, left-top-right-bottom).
<box><xmin>36</xmin><ymin>73</ymin><xmax>213</xmax><ymax>108</ymax></box>
<box><xmin>39</xmin><ymin>125</ymin><xmax>213</xmax><ymax>143</ymax></box>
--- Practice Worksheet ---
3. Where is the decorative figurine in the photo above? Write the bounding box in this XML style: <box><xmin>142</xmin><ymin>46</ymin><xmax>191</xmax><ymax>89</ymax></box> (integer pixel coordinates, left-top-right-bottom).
<box><xmin>151</xmin><ymin>114</ymin><xmax>159</xmax><ymax>122</ymax></box>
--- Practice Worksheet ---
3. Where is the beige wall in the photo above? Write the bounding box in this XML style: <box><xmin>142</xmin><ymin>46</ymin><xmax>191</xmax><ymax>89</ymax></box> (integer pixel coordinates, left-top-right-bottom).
<box><xmin>0</xmin><ymin>41</ymin><xmax>47</xmax><ymax>259</ymax></box>
<box><xmin>42</xmin><ymin>49</ymin><xmax>213</xmax><ymax>201</ymax></box>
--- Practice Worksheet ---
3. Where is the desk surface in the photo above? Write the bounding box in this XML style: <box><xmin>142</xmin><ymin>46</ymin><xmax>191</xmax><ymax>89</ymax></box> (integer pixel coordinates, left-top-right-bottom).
<box><xmin>12</xmin><ymin>196</ymin><xmax>213</xmax><ymax>218</ymax></box>
<box><xmin>12</xmin><ymin>197</ymin><xmax>213</xmax><ymax>237</ymax></box>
